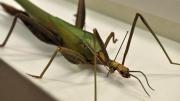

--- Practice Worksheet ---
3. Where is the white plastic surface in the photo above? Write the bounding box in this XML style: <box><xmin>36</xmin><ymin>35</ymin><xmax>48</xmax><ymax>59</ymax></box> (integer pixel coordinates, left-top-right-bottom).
<box><xmin>0</xmin><ymin>0</ymin><xmax>180</xmax><ymax>101</ymax></box>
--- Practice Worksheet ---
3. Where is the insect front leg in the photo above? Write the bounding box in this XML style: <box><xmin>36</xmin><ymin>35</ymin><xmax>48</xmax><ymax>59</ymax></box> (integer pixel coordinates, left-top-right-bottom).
<box><xmin>122</xmin><ymin>13</ymin><xmax>180</xmax><ymax>65</ymax></box>
<box><xmin>104</xmin><ymin>32</ymin><xmax>118</xmax><ymax>48</ymax></box>
<box><xmin>93</xmin><ymin>28</ymin><xmax>110</xmax><ymax>62</ymax></box>
<box><xmin>28</xmin><ymin>47</ymin><xmax>87</xmax><ymax>78</ymax></box>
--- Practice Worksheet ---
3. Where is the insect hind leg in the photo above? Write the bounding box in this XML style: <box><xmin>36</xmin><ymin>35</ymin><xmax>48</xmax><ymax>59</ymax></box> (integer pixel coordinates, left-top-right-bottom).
<box><xmin>0</xmin><ymin>14</ymin><xmax>18</xmax><ymax>47</ymax></box>
<box><xmin>122</xmin><ymin>13</ymin><xmax>180</xmax><ymax>65</ymax></box>
<box><xmin>0</xmin><ymin>3</ymin><xmax>28</xmax><ymax>47</ymax></box>
<box><xmin>0</xmin><ymin>2</ymin><xmax>26</xmax><ymax>16</ymax></box>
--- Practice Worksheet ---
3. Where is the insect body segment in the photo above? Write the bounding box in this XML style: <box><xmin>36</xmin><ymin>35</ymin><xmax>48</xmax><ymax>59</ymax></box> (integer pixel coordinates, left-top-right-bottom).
<box><xmin>109</xmin><ymin>60</ymin><xmax>130</xmax><ymax>78</ymax></box>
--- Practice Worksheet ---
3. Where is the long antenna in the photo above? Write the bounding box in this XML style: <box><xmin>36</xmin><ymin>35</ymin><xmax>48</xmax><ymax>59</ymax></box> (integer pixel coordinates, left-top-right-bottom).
<box><xmin>130</xmin><ymin>74</ymin><xmax>150</xmax><ymax>97</ymax></box>
<box><xmin>130</xmin><ymin>71</ymin><xmax>154</xmax><ymax>91</ymax></box>
<box><xmin>114</xmin><ymin>31</ymin><xmax>128</xmax><ymax>61</ymax></box>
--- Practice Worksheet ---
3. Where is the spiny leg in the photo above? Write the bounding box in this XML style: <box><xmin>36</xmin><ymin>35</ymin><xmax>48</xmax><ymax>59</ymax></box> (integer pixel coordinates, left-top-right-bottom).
<box><xmin>122</xmin><ymin>13</ymin><xmax>180</xmax><ymax>65</ymax></box>
<box><xmin>93</xmin><ymin>28</ymin><xmax>110</xmax><ymax>63</ymax></box>
<box><xmin>75</xmin><ymin>0</ymin><xmax>86</xmax><ymax>29</ymax></box>
<box><xmin>104</xmin><ymin>32</ymin><xmax>118</xmax><ymax>48</ymax></box>
<box><xmin>28</xmin><ymin>47</ymin><xmax>87</xmax><ymax>78</ymax></box>
<box><xmin>93</xmin><ymin>29</ymin><xmax>111</xmax><ymax>75</ymax></box>
<box><xmin>0</xmin><ymin>15</ymin><xmax>18</xmax><ymax>47</ymax></box>
<box><xmin>105</xmin><ymin>32</ymin><xmax>130</xmax><ymax>75</ymax></box>
<box><xmin>105</xmin><ymin>31</ymin><xmax>129</xmax><ymax>60</ymax></box>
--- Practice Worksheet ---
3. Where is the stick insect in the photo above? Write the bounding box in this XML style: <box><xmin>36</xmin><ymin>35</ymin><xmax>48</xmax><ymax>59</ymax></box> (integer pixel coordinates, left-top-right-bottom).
<box><xmin>0</xmin><ymin>0</ymin><xmax>180</xmax><ymax>99</ymax></box>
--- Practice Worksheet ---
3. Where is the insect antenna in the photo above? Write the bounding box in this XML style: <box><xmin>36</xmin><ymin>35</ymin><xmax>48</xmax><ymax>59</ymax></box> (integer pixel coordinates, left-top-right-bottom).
<box><xmin>130</xmin><ymin>70</ymin><xmax>154</xmax><ymax>91</ymax></box>
<box><xmin>114</xmin><ymin>31</ymin><xmax>128</xmax><ymax>61</ymax></box>
<box><xmin>130</xmin><ymin>74</ymin><xmax>151</xmax><ymax>97</ymax></box>
<box><xmin>129</xmin><ymin>70</ymin><xmax>155</xmax><ymax>97</ymax></box>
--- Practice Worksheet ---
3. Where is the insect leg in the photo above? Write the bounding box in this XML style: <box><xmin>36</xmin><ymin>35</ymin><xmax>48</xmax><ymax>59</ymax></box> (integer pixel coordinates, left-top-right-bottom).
<box><xmin>93</xmin><ymin>29</ymin><xmax>110</xmax><ymax>63</ymax></box>
<box><xmin>75</xmin><ymin>0</ymin><xmax>86</xmax><ymax>29</ymax></box>
<box><xmin>28</xmin><ymin>47</ymin><xmax>87</xmax><ymax>78</ymax></box>
<box><xmin>27</xmin><ymin>48</ymin><xmax>60</xmax><ymax>78</ymax></box>
<box><xmin>0</xmin><ymin>15</ymin><xmax>18</xmax><ymax>47</ymax></box>
<box><xmin>59</xmin><ymin>47</ymin><xmax>87</xmax><ymax>64</ymax></box>
<box><xmin>92</xmin><ymin>31</ymin><xmax>97</xmax><ymax>101</ymax></box>
<box><xmin>104</xmin><ymin>32</ymin><xmax>118</xmax><ymax>48</ymax></box>
<box><xmin>114</xmin><ymin>31</ymin><xmax>129</xmax><ymax>61</ymax></box>
<box><xmin>21</xmin><ymin>15</ymin><xmax>62</xmax><ymax>46</ymax></box>
<box><xmin>122</xmin><ymin>13</ymin><xmax>180</xmax><ymax>65</ymax></box>
<box><xmin>0</xmin><ymin>3</ymin><xmax>61</xmax><ymax>46</ymax></box>
<box><xmin>0</xmin><ymin>3</ymin><xmax>29</xmax><ymax>47</ymax></box>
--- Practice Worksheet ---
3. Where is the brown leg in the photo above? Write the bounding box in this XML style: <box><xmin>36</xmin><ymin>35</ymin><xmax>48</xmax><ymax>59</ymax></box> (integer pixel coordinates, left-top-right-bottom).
<box><xmin>28</xmin><ymin>47</ymin><xmax>87</xmax><ymax>78</ymax></box>
<box><xmin>92</xmin><ymin>32</ymin><xmax>97</xmax><ymax>101</ymax></box>
<box><xmin>0</xmin><ymin>15</ymin><xmax>18</xmax><ymax>47</ymax></box>
<box><xmin>113</xmin><ymin>31</ymin><xmax>128</xmax><ymax>61</ymax></box>
<box><xmin>75</xmin><ymin>0</ymin><xmax>86</xmax><ymax>29</ymax></box>
<box><xmin>122</xmin><ymin>13</ymin><xmax>180</xmax><ymax>65</ymax></box>
<box><xmin>0</xmin><ymin>2</ymin><xmax>28</xmax><ymax>47</ymax></box>
<box><xmin>60</xmin><ymin>47</ymin><xmax>87</xmax><ymax>64</ymax></box>
<box><xmin>27</xmin><ymin>48</ymin><xmax>60</xmax><ymax>78</ymax></box>
<box><xmin>93</xmin><ymin>28</ymin><xmax>110</xmax><ymax>63</ymax></box>
<box><xmin>104</xmin><ymin>32</ymin><xmax>118</xmax><ymax>48</ymax></box>
<box><xmin>1</xmin><ymin>12</ymin><xmax>61</xmax><ymax>47</ymax></box>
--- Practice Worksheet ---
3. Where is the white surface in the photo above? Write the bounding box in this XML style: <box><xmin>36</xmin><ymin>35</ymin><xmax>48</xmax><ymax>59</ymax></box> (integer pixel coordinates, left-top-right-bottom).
<box><xmin>110</xmin><ymin>0</ymin><xmax>180</xmax><ymax>23</ymax></box>
<box><xmin>0</xmin><ymin>0</ymin><xmax>180</xmax><ymax>101</ymax></box>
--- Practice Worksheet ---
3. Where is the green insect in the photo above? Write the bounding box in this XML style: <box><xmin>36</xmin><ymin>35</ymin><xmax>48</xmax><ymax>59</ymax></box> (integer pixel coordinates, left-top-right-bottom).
<box><xmin>0</xmin><ymin>0</ymin><xmax>180</xmax><ymax>98</ymax></box>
